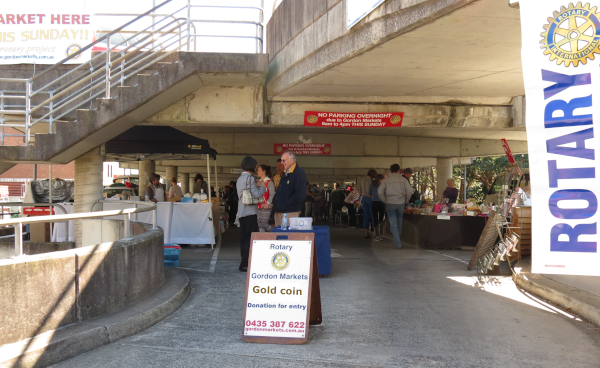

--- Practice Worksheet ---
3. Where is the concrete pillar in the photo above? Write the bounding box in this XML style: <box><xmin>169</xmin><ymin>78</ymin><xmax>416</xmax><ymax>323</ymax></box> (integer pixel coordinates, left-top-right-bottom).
<box><xmin>138</xmin><ymin>160</ymin><xmax>155</xmax><ymax>190</ymax></box>
<box><xmin>179</xmin><ymin>173</ymin><xmax>189</xmax><ymax>194</ymax></box>
<box><xmin>436</xmin><ymin>158</ymin><xmax>454</xmax><ymax>201</ymax></box>
<box><xmin>165</xmin><ymin>166</ymin><xmax>177</xmax><ymax>191</ymax></box>
<box><xmin>189</xmin><ymin>176</ymin><xmax>196</xmax><ymax>194</ymax></box>
<box><xmin>74</xmin><ymin>147</ymin><xmax>103</xmax><ymax>247</ymax></box>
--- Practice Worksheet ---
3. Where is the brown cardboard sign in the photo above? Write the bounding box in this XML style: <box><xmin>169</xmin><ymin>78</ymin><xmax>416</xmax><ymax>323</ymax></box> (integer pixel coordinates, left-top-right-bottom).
<box><xmin>242</xmin><ymin>233</ymin><xmax>322</xmax><ymax>345</ymax></box>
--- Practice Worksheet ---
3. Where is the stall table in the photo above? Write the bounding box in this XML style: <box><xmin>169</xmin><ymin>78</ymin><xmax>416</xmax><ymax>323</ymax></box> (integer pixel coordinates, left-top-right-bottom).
<box><xmin>53</xmin><ymin>201</ymin><xmax>215</xmax><ymax>245</ymax></box>
<box><xmin>271</xmin><ymin>225</ymin><xmax>332</xmax><ymax>276</ymax></box>
<box><xmin>400</xmin><ymin>213</ymin><xmax>487</xmax><ymax>250</ymax></box>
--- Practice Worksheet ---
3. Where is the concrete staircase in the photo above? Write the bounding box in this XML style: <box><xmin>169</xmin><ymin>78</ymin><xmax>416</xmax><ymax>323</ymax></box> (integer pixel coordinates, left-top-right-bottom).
<box><xmin>0</xmin><ymin>52</ymin><xmax>267</xmax><ymax>168</ymax></box>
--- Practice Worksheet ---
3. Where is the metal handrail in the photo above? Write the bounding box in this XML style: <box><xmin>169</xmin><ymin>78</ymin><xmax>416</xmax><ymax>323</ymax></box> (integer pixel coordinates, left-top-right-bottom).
<box><xmin>1</xmin><ymin>200</ymin><xmax>156</xmax><ymax>257</ymax></box>
<box><xmin>0</xmin><ymin>1</ymin><xmax>264</xmax><ymax>145</ymax></box>
<box><xmin>0</xmin><ymin>202</ymin><xmax>69</xmax><ymax>237</ymax></box>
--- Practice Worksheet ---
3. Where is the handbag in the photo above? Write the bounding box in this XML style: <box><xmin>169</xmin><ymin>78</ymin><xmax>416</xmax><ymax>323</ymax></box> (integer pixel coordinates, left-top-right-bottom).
<box><xmin>241</xmin><ymin>175</ymin><xmax>261</xmax><ymax>205</ymax></box>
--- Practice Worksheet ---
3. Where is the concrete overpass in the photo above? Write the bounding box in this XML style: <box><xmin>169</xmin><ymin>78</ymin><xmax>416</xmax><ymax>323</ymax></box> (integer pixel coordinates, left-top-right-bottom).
<box><xmin>0</xmin><ymin>0</ymin><xmax>526</xmax><ymax>207</ymax></box>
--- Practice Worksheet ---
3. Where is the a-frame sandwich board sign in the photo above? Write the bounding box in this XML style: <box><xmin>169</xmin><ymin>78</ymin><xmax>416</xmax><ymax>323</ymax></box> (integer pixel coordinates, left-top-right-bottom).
<box><xmin>242</xmin><ymin>232</ymin><xmax>322</xmax><ymax>344</ymax></box>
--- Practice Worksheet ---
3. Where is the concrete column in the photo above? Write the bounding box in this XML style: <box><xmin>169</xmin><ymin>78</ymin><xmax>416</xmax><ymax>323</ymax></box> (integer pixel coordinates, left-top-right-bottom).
<box><xmin>138</xmin><ymin>160</ymin><xmax>155</xmax><ymax>190</ymax></box>
<box><xmin>179</xmin><ymin>173</ymin><xmax>189</xmax><ymax>194</ymax></box>
<box><xmin>436</xmin><ymin>158</ymin><xmax>454</xmax><ymax>201</ymax></box>
<box><xmin>74</xmin><ymin>147</ymin><xmax>103</xmax><ymax>247</ymax></box>
<box><xmin>165</xmin><ymin>166</ymin><xmax>177</xmax><ymax>191</ymax></box>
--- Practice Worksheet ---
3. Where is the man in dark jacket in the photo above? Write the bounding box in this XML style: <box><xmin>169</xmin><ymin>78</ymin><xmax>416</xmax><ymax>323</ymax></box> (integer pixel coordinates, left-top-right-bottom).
<box><xmin>270</xmin><ymin>151</ymin><xmax>307</xmax><ymax>227</ymax></box>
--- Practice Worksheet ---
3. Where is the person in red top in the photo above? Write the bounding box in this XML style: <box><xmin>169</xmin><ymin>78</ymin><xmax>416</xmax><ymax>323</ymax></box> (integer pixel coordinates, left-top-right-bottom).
<box><xmin>256</xmin><ymin>165</ymin><xmax>276</xmax><ymax>232</ymax></box>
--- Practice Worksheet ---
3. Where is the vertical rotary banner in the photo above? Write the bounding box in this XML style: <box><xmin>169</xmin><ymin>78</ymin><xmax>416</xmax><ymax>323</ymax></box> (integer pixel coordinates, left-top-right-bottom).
<box><xmin>520</xmin><ymin>1</ymin><xmax>600</xmax><ymax>275</ymax></box>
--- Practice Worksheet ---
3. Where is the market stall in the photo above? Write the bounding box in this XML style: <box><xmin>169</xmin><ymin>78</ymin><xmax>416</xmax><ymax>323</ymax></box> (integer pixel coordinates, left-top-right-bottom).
<box><xmin>100</xmin><ymin>126</ymin><xmax>219</xmax><ymax>245</ymax></box>
<box><xmin>53</xmin><ymin>201</ymin><xmax>215</xmax><ymax>245</ymax></box>
<box><xmin>400</xmin><ymin>213</ymin><xmax>487</xmax><ymax>250</ymax></box>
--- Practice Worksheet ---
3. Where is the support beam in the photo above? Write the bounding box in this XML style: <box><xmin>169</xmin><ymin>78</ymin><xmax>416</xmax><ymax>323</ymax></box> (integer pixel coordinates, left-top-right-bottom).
<box><xmin>138</xmin><ymin>160</ymin><xmax>155</xmax><ymax>191</ymax></box>
<box><xmin>74</xmin><ymin>147</ymin><xmax>103</xmax><ymax>247</ymax></box>
<box><xmin>165</xmin><ymin>166</ymin><xmax>177</xmax><ymax>191</ymax></box>
<box><xmin>179</xmin><ymin>173</ymin><xmax>189</xmax><ymax>194</ymax></box>
<box><xmin>436</xmin><ymin>158</ymin><xmax>453</xmax><ymax>202</ymax></box>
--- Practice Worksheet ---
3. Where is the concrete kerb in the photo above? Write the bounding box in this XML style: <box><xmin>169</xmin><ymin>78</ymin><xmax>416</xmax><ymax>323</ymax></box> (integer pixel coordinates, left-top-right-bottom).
<box><xmin>0</xmin><ymin>267</ymin><xmax>191</xmax><ymax>368</ymax></box>
<box><xmin>513</xmin><ymin>258</ymin><xmax>600</xmax><ymax>327</ymax></box>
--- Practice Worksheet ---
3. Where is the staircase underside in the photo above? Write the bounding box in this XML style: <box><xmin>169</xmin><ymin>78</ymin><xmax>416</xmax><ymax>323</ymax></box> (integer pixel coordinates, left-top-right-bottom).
<box><xmin>0</xmin><ymin>52</ymin><xmax>268</xmax><ymax>165</ymax></box>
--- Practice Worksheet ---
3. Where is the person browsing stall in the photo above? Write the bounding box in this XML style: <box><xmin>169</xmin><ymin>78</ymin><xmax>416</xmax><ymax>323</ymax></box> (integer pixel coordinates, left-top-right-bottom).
<box><xmin>442</xmin><ymin>178</ymin><xmax>459</xmax><ymax>204</ymax></box>
<box><xmin>146</xmin><ymin>173</ymin><xmax>165</xmax><ymax>202</ymax></box>
<box><xmin>359</xmin><ymin>169</ymin><xmax>377</xmax><ymax>238</ymax></box>
<box><xmin>378</xmin><ymin>164</ymin><xmax>414</xmax><ymax>249</ymax></box>
<box><xmin>236</xmin><ymin>156</ymin><xmax>266</xmax><ymax>272</ymax></box>
<box><xmin>271</xmin><ymin>151</ymin><xmax>307</xmax><ymax>227</ymax></box>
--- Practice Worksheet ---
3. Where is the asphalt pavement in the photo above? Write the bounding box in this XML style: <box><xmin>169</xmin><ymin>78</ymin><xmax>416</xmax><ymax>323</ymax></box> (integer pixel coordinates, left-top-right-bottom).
<box><xmin>53</xmin><ymin>225</ymin><xmax>600</xmax><ymax>368</ymax></box>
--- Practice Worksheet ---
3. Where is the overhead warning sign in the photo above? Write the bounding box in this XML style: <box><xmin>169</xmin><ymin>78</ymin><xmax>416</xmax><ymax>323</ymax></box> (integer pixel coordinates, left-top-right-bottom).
<box><xmin>304</xmin><ymin>111</ymin><xmax>403</xmax><ymax>128</ymax></box>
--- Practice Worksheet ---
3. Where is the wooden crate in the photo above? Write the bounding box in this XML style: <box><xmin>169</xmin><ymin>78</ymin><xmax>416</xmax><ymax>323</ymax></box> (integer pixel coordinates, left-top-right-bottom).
<box><xmin>512</xmin><ymin>207</ymin><xmax>532</xmax><ymax>257</ymax></box>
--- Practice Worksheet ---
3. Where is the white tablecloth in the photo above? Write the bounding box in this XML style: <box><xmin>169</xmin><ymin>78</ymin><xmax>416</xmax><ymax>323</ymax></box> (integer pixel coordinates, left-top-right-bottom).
<box><xmin>103</xmin><ymin>201</ymin><xmax>213</xmax><ymax>245</ymax></box>
<box><xmin>52</xmin><ymin>201</ymin><xmax>214</xmax><ymax>245</ymax></box>
<box><xmin>51</xmin><ymin>202</ymin><xmax>75</xmax><ymax>242</ymax></box>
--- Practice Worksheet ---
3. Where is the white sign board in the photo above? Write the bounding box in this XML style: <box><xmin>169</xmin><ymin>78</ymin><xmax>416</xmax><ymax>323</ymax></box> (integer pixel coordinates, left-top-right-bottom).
<box><xmin>520</xmin><ymin>1</ymin><xmax>600</xmax><ymax>275</ymax></box>
<box><xmin>244</xmin><ymin>240</ymin><xmax>312</xmax><ymax>339</ymax></box>
<box><xmin>0</xmin><ymin>1</ymin><xmax>94</xmax><ymax>64</ymax></box>
<box><xmin>347</xmin><ymin>0</ymin><xmax>387</xmax><ymax>29</ymax></box>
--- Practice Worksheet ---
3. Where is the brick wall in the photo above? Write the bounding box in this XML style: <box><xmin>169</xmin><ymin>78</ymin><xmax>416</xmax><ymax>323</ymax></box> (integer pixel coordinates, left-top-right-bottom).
<box><xmin>0</xmin><ymin>128</ymin><xmax>74</xmax><ymax>179</ymax></box>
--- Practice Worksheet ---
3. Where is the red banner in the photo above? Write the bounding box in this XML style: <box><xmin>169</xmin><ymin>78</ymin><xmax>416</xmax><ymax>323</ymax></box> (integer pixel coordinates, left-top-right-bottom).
<box><xmin>304</xmin><ymin>111</ymin><xmax>403</xmax><ymax>128</ymax></box>
<box><xmin>501</xmin><ymin>139</ymin><xmax>516</xmax><ymax>164</ymax></box>
<box><xmin>274</xmin><ymin>143</ymin><xmax>331</xmax><ymax>155</ymax></box>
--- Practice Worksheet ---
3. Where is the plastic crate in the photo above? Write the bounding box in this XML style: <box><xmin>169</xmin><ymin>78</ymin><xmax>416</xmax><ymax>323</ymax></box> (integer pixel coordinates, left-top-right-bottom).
<box><xmin>23</xmin><ymin>207</ymin><xmax>55</xmax><ymax>216</ymax></box>
<box><xmin>164</xmin><ymin>244</ymin><xmax>181</xmax><ymax>267</ymax></box>
<box><xmin>164</xmin><ymin>259</ymin><xmax>179</xmax><ymax>267</ymax></box>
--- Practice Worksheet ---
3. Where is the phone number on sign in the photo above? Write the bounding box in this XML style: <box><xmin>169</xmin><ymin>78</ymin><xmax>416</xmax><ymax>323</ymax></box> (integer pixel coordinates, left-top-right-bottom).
<box><xmin>245</xmin><ymin>320</ymin><xmax>305</xmax><ymax>328</ymax></box>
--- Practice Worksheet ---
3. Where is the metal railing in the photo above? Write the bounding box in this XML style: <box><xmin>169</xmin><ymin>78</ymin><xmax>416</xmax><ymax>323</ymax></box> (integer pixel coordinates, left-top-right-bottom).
<box><xmin>0</xmin><ymin>0</ymin><xmax>264</xmax><ymax>145</ymax></box>
<box><xmin>0</xmin><ymin>200</ymin><xmax>156</xmax><ymax>257</ymax></box>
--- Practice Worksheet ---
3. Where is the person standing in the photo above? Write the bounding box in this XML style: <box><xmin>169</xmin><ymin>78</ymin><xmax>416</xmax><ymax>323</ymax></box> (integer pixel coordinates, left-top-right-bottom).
<box><xmin>146</xmin><ymin>173</ymin><xmax>165</xmax><ymax>202</ymax></box>
<box><xmin>228</xmin><ymin>181</ymin><xmax>238</xmax><ymax>225</ymax></box>
<box><xmin>236</xmin><ymin>157</ymin><xmax>266</xmax><ymax>272</ymax></box>
<box><xmin>442</xmin><ymin>178</ymin><xmax>459</xmax><ymax>204</ymax></box>
<box><xmin>330</xmin><ymin>183</ymin><xmax>346</xmax><ymax>221</ymax></box>
<box><xmin>167</xmin><ymin>177</ymin><xmax>183</xmax><ymax>199</ymax></box>
<box><xmin>344</xmin><ymin>184</ymin><xmax>361</xmax><ymax>228</ymax></box>
<box><xmin>273</xmin><ymin>158</ymin><xmax>283</xmax><ymax>191</ymax></box>
<box><xmin>304</xmin><ymin>182</ymin><xmax>314</xmax><ymax>219</ymax></box>
<box><xmin>256</xmin><ymin>164</ymin><xmax>275</xmax><ymax>232</ymax></box>
<box><xmin>271</xmin><ymin>151</ymin><xmax>307</xmax><ymax>227</ymax></box>
<box><xmin>192</xmin><ymin>174</ymin><xmax>208</xmax><ymax>195</ymax></box>
<box><xmin>378</xmin><ymin>164</ymin><xmax>414</xmax><ymax>249</ymax></box>
<box><xmin>370</xmin><ymin>174</ymin><xmax>386</xmax><ymax>241</ymax></box>
<box><xmin>359</xmin><ymin>169</ymin><xmax>377</xmax><ymax>238</ymax></box>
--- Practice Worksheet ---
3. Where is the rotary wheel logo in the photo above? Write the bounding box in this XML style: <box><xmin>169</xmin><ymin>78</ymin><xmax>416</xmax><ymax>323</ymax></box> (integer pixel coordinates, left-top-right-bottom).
<box><xmin>390</xmin><ymin>115</ymin><xmax>402</xmax><ymax>124</ymax></box>
<box><xmin>271</xmin><ymin>252</ymin><xmax>290</xmax><ymax>271</ymax></box>
<box><xmin>306</xmin><ymin>115</ymin><xmax>318</xmax><ymax>124</ymax></box>
<box><xmin>323</xmin><ymin>146</ymin><xmax>331</xmax><ymax>153</ymax></box>
<box><xmin>66</xmin><ymin>44</ymin><xmax>82</xmax><ymax>59</ymax></box>
<box><xmin>275</xmin><ymin>145</ymin><xmax>283</xmax><ymax>153</ymax></box>
<box><xmin>541</xmin><ymin>2</ymin><xmax>600</xmax><ymax>67</ymax></box>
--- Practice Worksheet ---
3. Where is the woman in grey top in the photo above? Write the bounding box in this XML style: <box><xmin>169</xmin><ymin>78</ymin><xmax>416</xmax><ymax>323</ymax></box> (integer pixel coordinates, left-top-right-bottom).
<box><xmin>236</xmin><ymin>156</ymin><xmax>266</xmax><ymax>272</ymax></box>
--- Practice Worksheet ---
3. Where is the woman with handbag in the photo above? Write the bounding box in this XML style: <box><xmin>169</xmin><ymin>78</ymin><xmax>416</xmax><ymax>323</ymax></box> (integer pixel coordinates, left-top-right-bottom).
<box><xmin>256</xmin><ymin>164</ymin><xmax>275</xmax><ymax>232</ymax></box>
<box><xmin>344</xmin><ymin>184</ymin><xmax>361</xmax><ymax>228</ymax></box>
<box><xmin>236</xmin><ymin>156</ymin><xmax>266</xmax><ymax>272</ymax></box>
